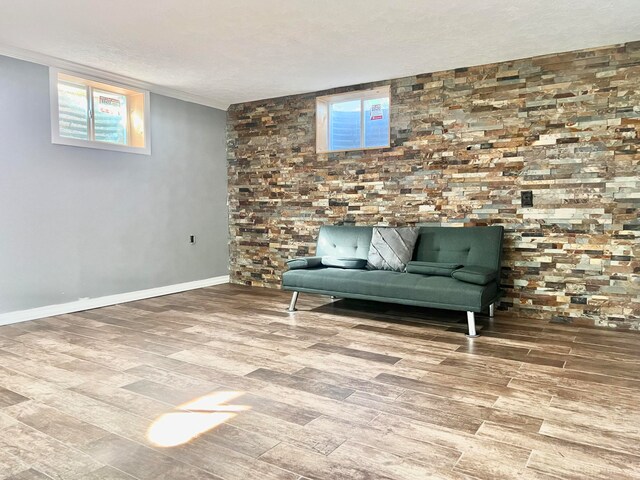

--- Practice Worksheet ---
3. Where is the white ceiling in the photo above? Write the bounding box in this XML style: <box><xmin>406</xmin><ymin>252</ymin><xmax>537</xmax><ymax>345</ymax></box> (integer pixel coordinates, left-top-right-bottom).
<box><xmin>1</xmin><ymin>1</ymin><xmax>639</xmax><ymax>110</ymax></box>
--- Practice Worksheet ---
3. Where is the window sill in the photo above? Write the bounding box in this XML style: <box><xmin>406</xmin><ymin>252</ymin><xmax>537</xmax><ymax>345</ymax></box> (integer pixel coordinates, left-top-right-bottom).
<box><xmin>317</xmin><ymin>144</ymin><xmax>391</xmax><ymax>154</ymax></box>
<box><xmin>52</xmin><ymin>136</ymin><xmax>151</xmax><ymax>156</ymax></box>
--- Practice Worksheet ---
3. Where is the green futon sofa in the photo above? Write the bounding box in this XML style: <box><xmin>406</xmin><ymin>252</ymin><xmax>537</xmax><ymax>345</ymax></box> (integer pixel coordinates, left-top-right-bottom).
<box><xmin>282</xmin><ymin>225</ymin><xmax>504</xmax><ymax>337</ymax></box>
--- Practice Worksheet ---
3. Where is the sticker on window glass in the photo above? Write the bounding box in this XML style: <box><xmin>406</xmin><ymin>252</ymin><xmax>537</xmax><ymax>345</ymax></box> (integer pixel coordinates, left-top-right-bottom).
<box><xmin>99</xmin><ymin>96</ymin><xmax>122</xmax><ymax>115</ymax></box>
<box><xmin>370</xmin><ymin>103</ymin><xmax>383</xmax><ymax>121</ymax></box>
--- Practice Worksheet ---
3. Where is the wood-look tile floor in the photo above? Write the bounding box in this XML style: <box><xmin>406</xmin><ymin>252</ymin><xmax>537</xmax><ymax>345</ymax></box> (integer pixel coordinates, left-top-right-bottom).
<box><xmin>1</xmin><ymin>284</ymin><xmax>640</xmax><ymax>480</ymax></box>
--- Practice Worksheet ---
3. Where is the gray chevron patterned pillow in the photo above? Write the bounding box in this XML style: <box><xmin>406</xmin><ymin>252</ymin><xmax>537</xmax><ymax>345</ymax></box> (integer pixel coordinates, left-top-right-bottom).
<box><xmin>366</xmin><ymin>227</ymin><xmax>419</xmax><ymax>272</ymax></box>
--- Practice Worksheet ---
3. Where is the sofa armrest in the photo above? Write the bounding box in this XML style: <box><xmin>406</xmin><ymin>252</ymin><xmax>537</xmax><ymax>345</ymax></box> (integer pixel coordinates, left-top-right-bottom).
<box><xmin>451</xmin><ymin>266</ymin><xmax>497</xmax><ymax>285</ymax></box>
<box><xmin>286</xmin><ymin>256</ymin><xmax>323</xmax><ymax>270</ymax></box>
<box><xmin>321</xmin><ymin>256</ymin><xmax>367</xmax><ymax>269</ymax></box>
<box><xmin>406</xmin><ymin>261</ymin><xmax>462</xmax><ymax>276</ymax></box>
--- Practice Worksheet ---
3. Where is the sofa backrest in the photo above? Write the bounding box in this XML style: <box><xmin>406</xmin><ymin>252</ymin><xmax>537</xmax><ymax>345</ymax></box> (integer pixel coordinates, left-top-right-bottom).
<box><xmin>316</xmin><ymin>225</ymin><xmax>373</xmax><ymax>259</ymax></box>
<box><xmin>414</xmin><ymin>226</ymin><xmax>504</xmax><ymax>273</ymax></box>
<box><xmin>316</xmin><ymin>225</ymin><xmax>504</xmax><ymax>275</ymax></box>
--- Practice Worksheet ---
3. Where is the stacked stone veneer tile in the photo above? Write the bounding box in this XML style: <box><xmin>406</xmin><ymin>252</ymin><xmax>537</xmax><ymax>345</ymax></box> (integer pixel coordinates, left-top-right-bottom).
<box><xmin>227</xmin><ymin>42</ymin><xmax>640</xmax><ymax>329</ymax></box>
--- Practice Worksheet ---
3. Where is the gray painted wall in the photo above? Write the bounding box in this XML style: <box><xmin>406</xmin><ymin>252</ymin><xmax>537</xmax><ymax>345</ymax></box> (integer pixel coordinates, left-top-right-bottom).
<box><xmin>0</xmin><ymin>55</ymin><xmax>229</xmax><ymax>314</ymax></box>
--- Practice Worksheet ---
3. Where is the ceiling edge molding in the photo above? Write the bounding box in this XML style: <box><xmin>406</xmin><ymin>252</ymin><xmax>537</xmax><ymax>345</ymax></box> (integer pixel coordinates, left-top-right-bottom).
<box><xmin>0</xmin><ymin>43</ymin><xmax>228</xmax><ymax>111</ymax></box>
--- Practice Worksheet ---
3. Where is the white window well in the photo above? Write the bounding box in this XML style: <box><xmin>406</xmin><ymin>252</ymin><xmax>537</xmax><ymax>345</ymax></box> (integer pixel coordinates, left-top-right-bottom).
<box><xmin>50</xmin><ymin>68</ymin><xmax>151</xmax><ymax>155</ymax></box>
<box><xmin>316</xmin><ymin>85</ymin><xmax>390</xmax><ymax>153</ymax></box>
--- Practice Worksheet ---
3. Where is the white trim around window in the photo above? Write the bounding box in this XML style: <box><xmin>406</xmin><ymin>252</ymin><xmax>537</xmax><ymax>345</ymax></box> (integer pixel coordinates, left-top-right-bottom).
<box><xmin>316</xmin><ymin>85</ymin><xmax>391</xmax><ymax>154</ymax></box>
<box><xmin>49</xmin><ymin>68</ymin><xmax>151</xmax><ymax>155</ymax></box>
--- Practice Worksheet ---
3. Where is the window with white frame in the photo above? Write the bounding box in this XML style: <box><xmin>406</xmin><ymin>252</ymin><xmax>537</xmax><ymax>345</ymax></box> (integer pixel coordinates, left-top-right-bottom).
<box><xmin>50</xmin><ymin>69</ymin><xmax>151</xmax><ymax>155</ymax></box>
<box><xmin>316</xmin><ymin>86</ymin><xmax>390</xmax><ymax>153</ymax></box>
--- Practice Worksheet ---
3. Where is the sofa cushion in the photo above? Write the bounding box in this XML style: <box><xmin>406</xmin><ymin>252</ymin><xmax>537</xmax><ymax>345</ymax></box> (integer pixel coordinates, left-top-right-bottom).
<box><xmin>366</xmin><ymin>227</ymin><xmax>419</xmax><ymax>272</ymax></box>
<box><xmin>321</xmin><ymin>256</ymin><xmax>367</xmax><ymax>269</ymax></box>
<box><xmin>286</xmin><ymin>256</ymin><xmax>323</xmax><ymax>270</ymax></box>
<box><xmin>406</xmin><ymin>261</ymin><xmax>462</xmax><ymax>277</ymax></box>
<box><xmin>451</xmin><ymin>266</ymin><xmax>497</xmax><ymax>285</ymax></box>
<box><xmin>413</xmin><ymin>226</ymin><xmax>503</xmax><ymax>273</ymax></box>
<box><xmin>282</xmin><ymin>268</ymin><xmax>497</xmax><ymax>311</ymax></box>
<box><xmin>316</xmin><ymin>225</ymin><xmax>372</xmax><ymax>259</ymax></box>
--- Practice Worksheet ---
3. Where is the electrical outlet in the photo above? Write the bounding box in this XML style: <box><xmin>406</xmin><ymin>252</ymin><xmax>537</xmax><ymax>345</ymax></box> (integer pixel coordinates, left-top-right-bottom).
<box><xmin>521</xmin><ymin>191</ymin><xmax>533</xmax><ymax>207</ymax></box>
<box><xmin>190</xmin><ymin>235</ymin><xmax>196</xmax><ymax>244</ymax></box>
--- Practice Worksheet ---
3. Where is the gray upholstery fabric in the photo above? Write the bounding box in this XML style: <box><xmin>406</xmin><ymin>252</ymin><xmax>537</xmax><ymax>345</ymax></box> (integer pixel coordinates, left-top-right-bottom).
<box><xmin>451</xmin><ymin>266</ymin><xmax>498</xmax><ymax>285</ymax></box>
<box><xmin>286</xmin><ymin>256</ymin><xmax>323</xmax><ymax>270</ymax></box>
<box><xmin>316</xmin><ymin>226</ymin><xmax>372</xmax><ymax>259</ymax></box>
<box><xmin>282</xmin><ymin>225</ymin><xmax>504</xmax><ymax>313</ymax></box>
<box><xmin>406</xmin><ymin>261</ymin><xmax>462</xmax><ymax>276</ymax></box>
<box><xmin>282</xmin><ymin>268</ymin><xmax>498</xmax><ymax>312</ymax></box>
<box><xmin>413</xmin><ymin>226</ymin><xmax>503</xmax><ymax>271</ymax></box>
<box><xmin>321</xmin><ymin>256</ymin><xmax>367</xmax><ymax>269</ymax></box>
<box><xmin>366</xmin><ymin>227</ymin><xmax>419</xmax><ymax>272</ymax></box>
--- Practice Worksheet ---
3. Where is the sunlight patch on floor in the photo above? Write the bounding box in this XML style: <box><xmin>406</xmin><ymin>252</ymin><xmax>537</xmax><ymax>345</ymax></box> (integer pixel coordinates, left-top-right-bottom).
<box><xmin>147</xmin><ymin>391</ymin><xmax>250</xmax><ymax>447</ymax></box>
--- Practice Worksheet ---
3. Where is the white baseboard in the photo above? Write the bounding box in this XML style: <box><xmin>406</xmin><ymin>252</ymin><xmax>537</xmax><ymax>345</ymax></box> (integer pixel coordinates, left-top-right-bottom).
<box><xmin>0</xmin><ymin>275</ymin><xmax>230</xmax><ymax>327</ymax></box>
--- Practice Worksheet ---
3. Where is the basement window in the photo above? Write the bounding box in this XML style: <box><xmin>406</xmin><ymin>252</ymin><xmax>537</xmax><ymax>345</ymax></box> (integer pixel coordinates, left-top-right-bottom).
<box><xmin>316</xmin><ymin>86</ymin><xmax>390</xmax><ymax>153</ymax></box>
<box><xmin>50</xmin><ymin>69</ymin><xmax>151</xmax><ymax>155</ymax></box>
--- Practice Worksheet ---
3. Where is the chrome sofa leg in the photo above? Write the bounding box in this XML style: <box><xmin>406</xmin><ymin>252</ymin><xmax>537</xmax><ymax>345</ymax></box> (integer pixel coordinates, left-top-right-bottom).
<box><xmin>287</xmin><ymin>291</ymin><xmax>299</xmax><ymax>312</ymax></box>
<box><xmin>489</xmin><ymin>303</ymin><xmax>495</xmax><ymax>318</ymax></box>
<box><xmin>466</xmin><ymin>311</ymin><xmax>480</xmax><ymax>338</ymax></box>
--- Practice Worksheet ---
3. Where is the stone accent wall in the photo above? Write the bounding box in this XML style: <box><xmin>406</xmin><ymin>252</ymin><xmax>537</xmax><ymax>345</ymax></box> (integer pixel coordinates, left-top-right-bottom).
<box><xmin>227</xmin><ymin>42</ymin><xmax>640</xmax><ymax>329</ymax></box>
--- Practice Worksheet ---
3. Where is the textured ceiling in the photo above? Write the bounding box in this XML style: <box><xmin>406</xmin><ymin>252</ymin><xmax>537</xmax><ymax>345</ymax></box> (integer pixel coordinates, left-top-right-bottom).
<box><xmin>1</xmin><ymin>0</ymin><xmax>639</xmax><ymax>109</ymax></box>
